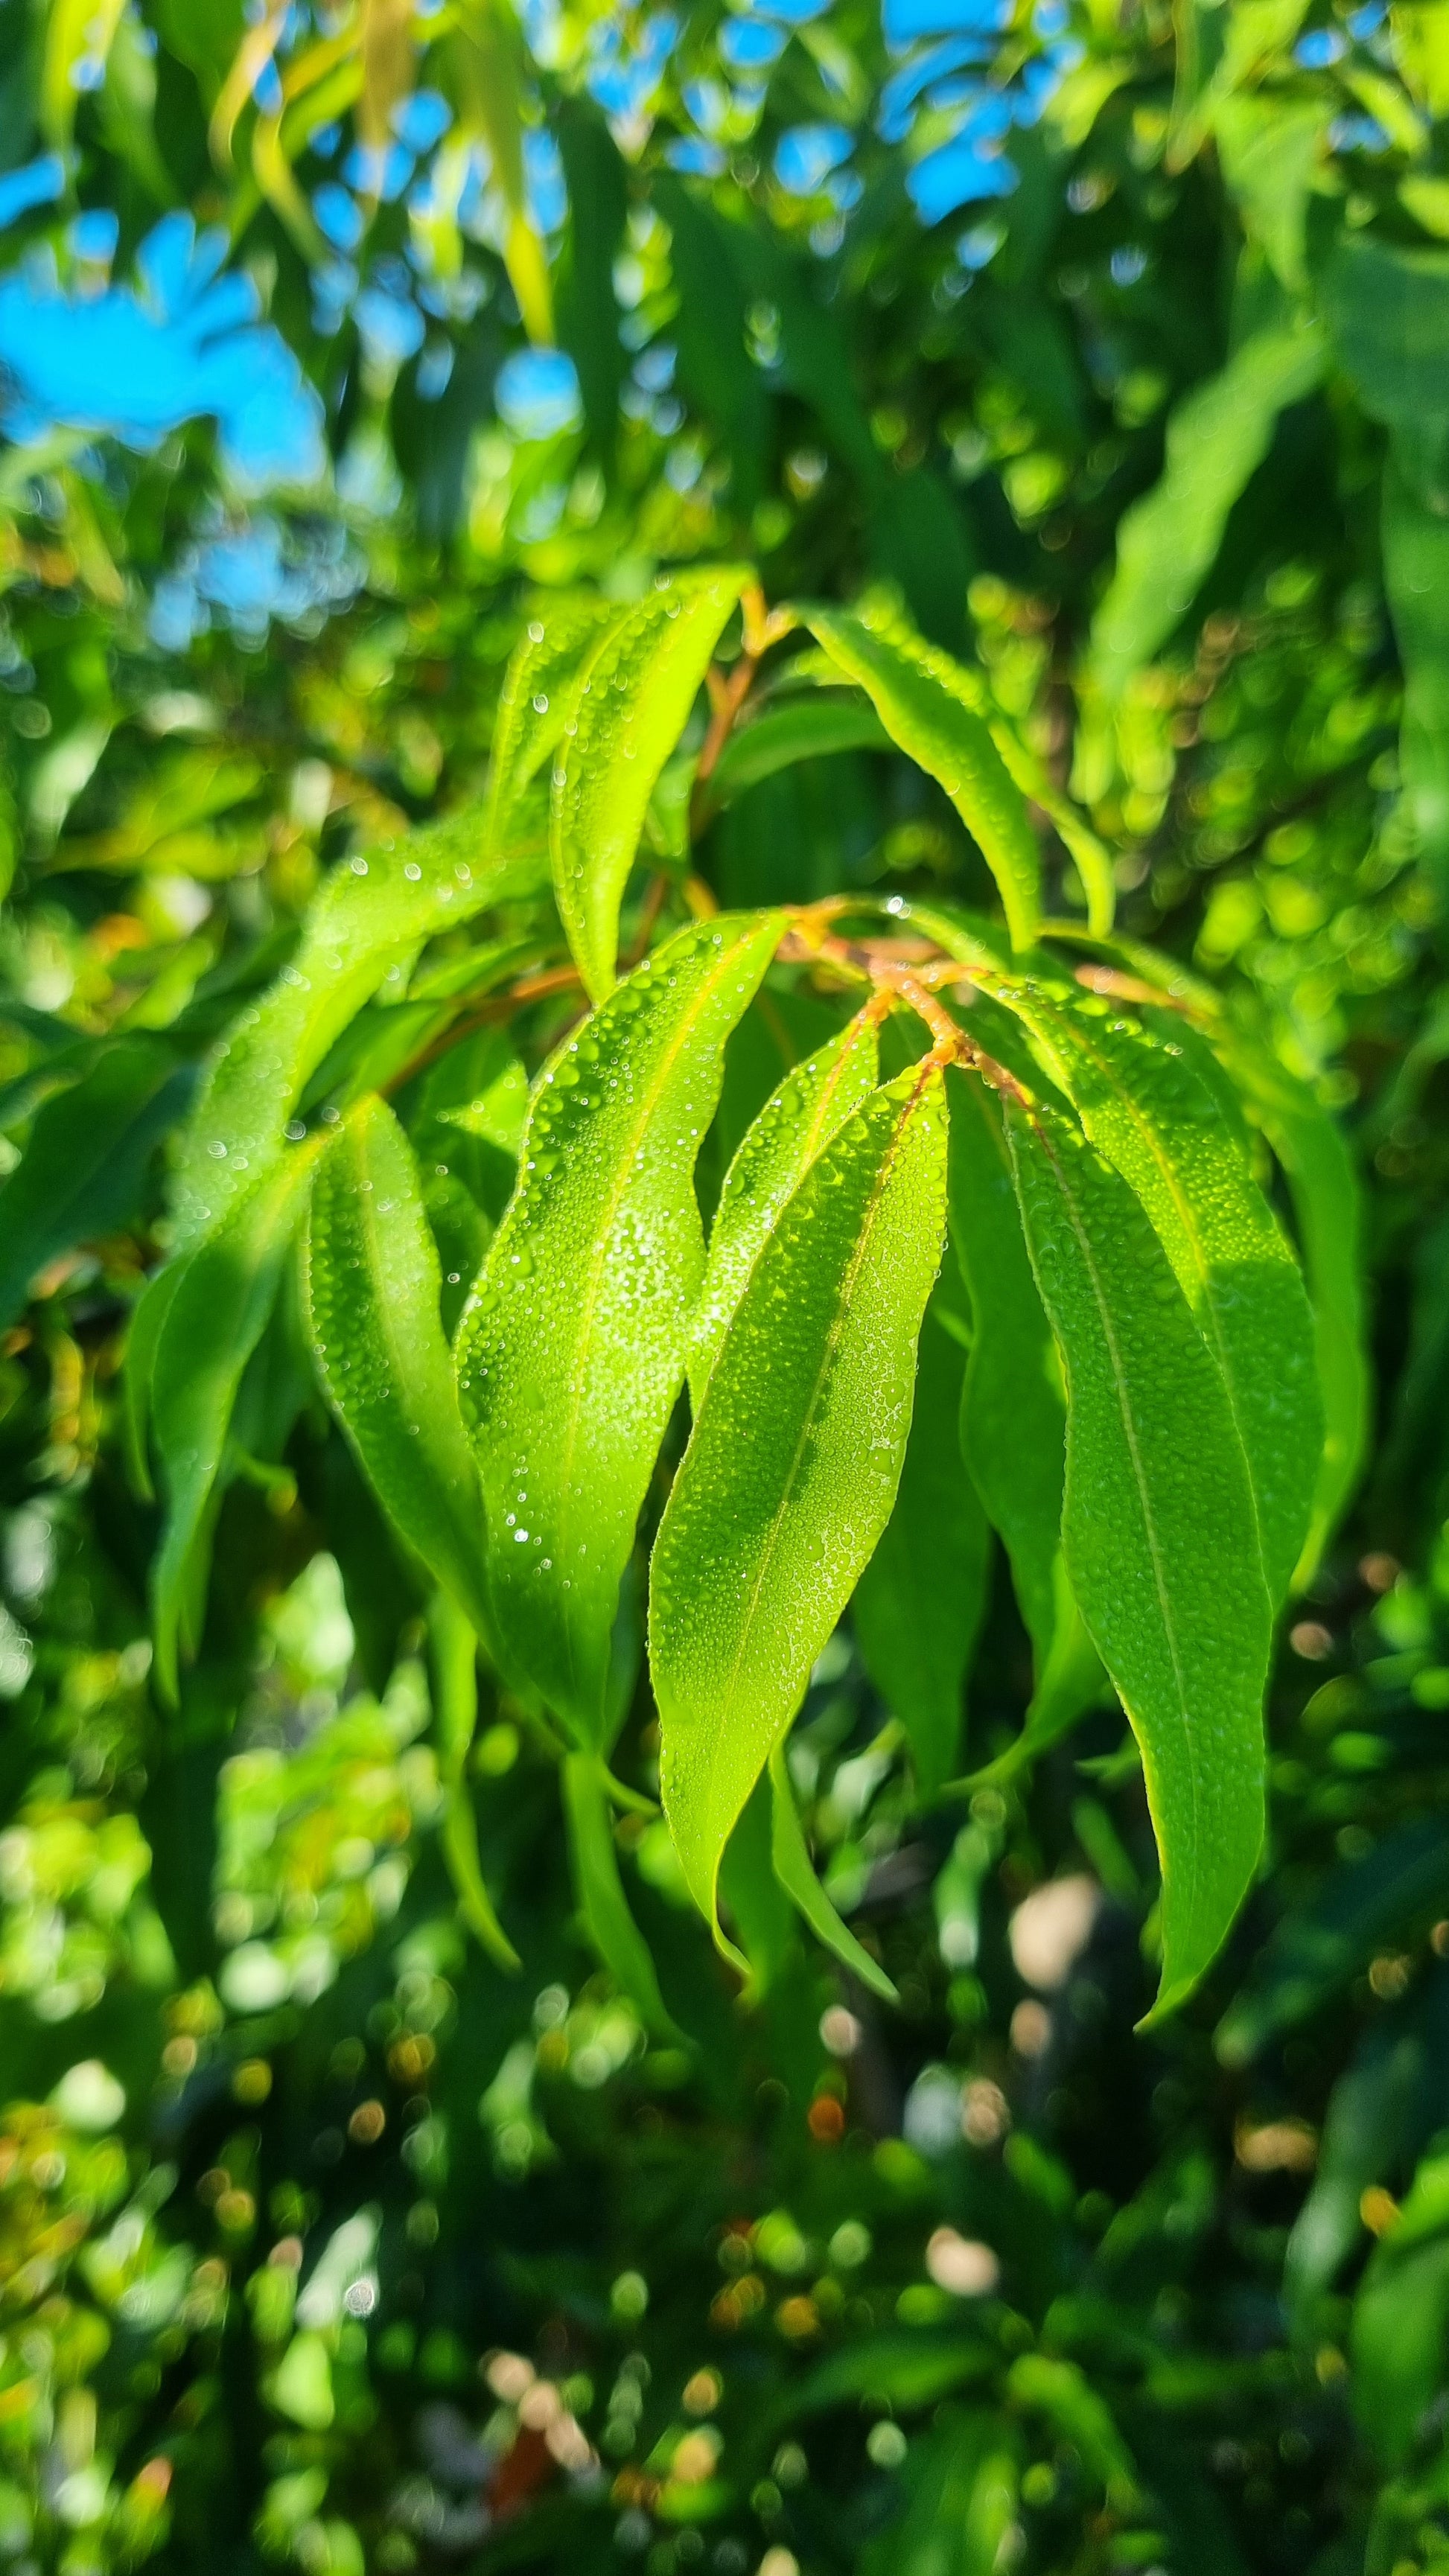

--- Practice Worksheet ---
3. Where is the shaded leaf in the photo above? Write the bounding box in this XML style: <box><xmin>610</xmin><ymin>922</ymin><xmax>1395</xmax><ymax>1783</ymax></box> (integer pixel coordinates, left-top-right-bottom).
<box><xmin>457</xmin><ymin>914</ymin><xmax>783</xmax><ymax>1744</ymax></box>
<box><xmin>551</xmin><ymin>569</ymin><xmax>751</xmax><ymax>1000</ymax></box>
<box><xmin>653</xmin><ymin>1062</ymin><xmax>949</xmax><ymax>1951</ymax></box>
<box><xmin>698</xmin><ymin>693</ymin><xmax>893</xmax><ymax>819</ymax></box>
<box><xmin>428</xmin><ymin>1592</ymin><xmax>519</xmax><ymax>1970</ymax></box>
<box><xmin>563</xmin><ymin>1753</ymin><xmax>682</xmax><ymax>2041</ymax></box>
<box><xmin>1005</xmin><ymin>1100</ymin><xmax>1272</xmax><ymax>2016</ymax></box>
<box><xmin>1215</xmin><ymin>1815</ymin><xmax>1449</xmax><ymax>2065</ymax></box>
<box><xmin>0</xmin><ymin>1037</ymin><xmax>191</xmax><ymax>1330</ymax></box>
<box><xmin>769</xmin><ymin>1745</ymin><xmax>897</xmax><ymax>2002</ymax></box>
<box><xmin>1352</xmin><ymin>2150</ymin><xmax>1449</xmax><ymax>2464</ymax></box>
<box><xmin>853</xmin><ymin>1303</ymin><xmax>991</xmax><ymax>1798</ymax></box>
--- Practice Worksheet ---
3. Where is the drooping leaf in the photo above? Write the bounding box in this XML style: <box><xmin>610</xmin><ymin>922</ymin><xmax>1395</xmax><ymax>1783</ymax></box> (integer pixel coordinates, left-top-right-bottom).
<box><xmin>945</xmin><ymin>1066</ymin><xmax>1104</xmax><ymax>1767</ymax></box>
<box><xmin>853</xmin><ymin>1303</ymin><xmax>990</xmax><ymax>1799</ymax></box>
<box><xmin>652</xmin><ymin>1062</ymin><xmax>949</xmax><ymax>1951</ymax></box>
<box><xmin>1284</xmin><ymin>2015</ymin><xmax>1430</xmax><ymax>2339</ymax></box>
<box><xmin>551</xmin><ymin>569</ymin><xmax>752</xmax><ymax>1001</ymax></box>
<box><xmin>689</xmin><ymin>1007</ymin><xmax>881</xmax><ymax>1400</ymax></box>
<box><xmin>303</xmin><ymin>1094</ymin><xmax>494</xmax><ymax>1647</ymax></box>
<box><xmin>456</xmin><ymin>914</ymin><xmax>783</xmax><ymax>1744</ymax></box>
<box><xmin>428</xmin><ymin>1592</ymin><xmax>519</xmax><ymax>1971</ymax></box>
<box><xmin>553</xmin><ymin>101</ymin><xmax>628</xmax><ymax>455</ymax></box>
<box><xmin>697</xmin><ymin>694</ymin><xmax>893</xmax><ymax>820</ymax></box>
<box><xmin>172</xmin><ymin>806</ymin><xmax>546</xmax><ymax>1252</ymax></box>
<box><xmin>768</xmin><ymin>1745</ymin><xmax>897</xmax><ymax>2003</ymax></box>
<box><xmin>806</xmin><ymin>603</ymin><xmax>1042</xmax><ymax>950</ymax></box>
<box><xmin>0</xmin><ymin>1037</ymin><xmax>191</xmax><ymax>1330</ymax></box>
<box><xmin>719</xmin><ymin>1772</ymin><xmax>797</xmax><ymax>1999</ymax></box>
<box><xmin>1083</xmin><ymin>313</ymin><xmax>1325</xmax><ymax>706</ymax></box>
<box><xmin>1221</xmin><ymin>1031</ymin><xmax>1368</xmax><ymax>1578</ymax></box>
<box><xmin>562</xmin><ymin>1753</ymin><xmax>682</xmax><ymax>2041</ymax></box>
<box><xmin>482</xmin><ymin>594</ymin><xmax>617</xmax><ymax>861</ymax></box>
<box><xmin>921</xmin><ymin>915</ymin><xmax>1321</xmax><ymax>1607</ymax></box>
<box><xmin>150</xmin><ymin>1139</ymin><xmax>325</xmax><ymax>1699</ymax></box>
<box><xmin>1005</xmin><ymin>1100</ymin><xmax>1272</xmax><ymax>2016</ymax></box>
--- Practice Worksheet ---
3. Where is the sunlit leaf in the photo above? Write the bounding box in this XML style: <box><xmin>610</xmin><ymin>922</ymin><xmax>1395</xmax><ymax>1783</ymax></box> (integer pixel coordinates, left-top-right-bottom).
<box><xmin>690</xmin><ymin>1006</ymin><xmax>881</xmax><ymax>1400</ymax></box>
<box><xmin>150</xmin><ymin>1138</ymin><xmax>324</xmax><ymax>1699</ymax></box>
<box><xmin>483</xmin><ymin>595</ymin><xmax>617</xmax><ymax>861</ymax></box>
<box><xmin>457</xmin><ymin>914</ymin><xmax>783</xmax><ymax>1744</ymax></box>
<box><xmin>303</xmin><ymin>1094</ymin><xmax>494</xmax><ymax>1647</ymax></box>
<box><xmin>551</xmin><ymin>569</ymin><xmax>751</xmax><ymax>1000</ymax></box>
<box><xmin>806</xmin><ymin>603</ymin><xmax>1042</xmax><ymax>950</ymax></box>
<box><xmin>172</xmin><ymin>806</ymin><xmax>545</xmax><ymax>1253</ymax></box>
<box><xmin>653</xmin><ymin>1062</ymin><xmax>949</xmax><ymax>1952</ymax></box>
<box><xmin>1005</xmin><ymin>1099</ymin><xmax>1272</xmax><ymax>2016</ymax></box>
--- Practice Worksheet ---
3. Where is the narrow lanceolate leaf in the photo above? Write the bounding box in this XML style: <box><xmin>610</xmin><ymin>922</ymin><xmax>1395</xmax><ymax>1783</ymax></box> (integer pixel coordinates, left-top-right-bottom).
<box><xmin>304</xmin><ymin>1095</ymin><xmax>494</xmax><ymax>1650</ymax></box>
<box><xmin>920</xmin><ymin>914</ymin><xmax>1320</xmax><ymax>1608</ymax></box>
<box><xmin>563</xmin><ymin>1754</ymin><xmax>682</xmax><ymax>2041</ymax></box>
<box><xmin>457</xmin><ymin>914</ymin><xmax>783</xmax><ymax>1744</ymax></box>
<box><xmin>551</xmin><ymin>568</ymin><xmax>751</xmax><ymax>1000</ymax></box>
<box><xmin>1085</xmin><ymin>314</ymin><xmax>1325</xmax><ymax>706</ymax></box>
<box><xmin>483</xmin><ymin>594</ymin><xmax>617</xmax><ymax>860</ymax></box>
<box><xmin>173</xmin><ymin>806</ymin><xmax>546</xmax><ymax>1252</ymax></box>
<box><xmin>805</xmin><ymin>603</ymin><xmax>1042</xmax><ymax>951</ymax></box>
<box><xmin>652</xmin><ymin>1063</ymin><xmax>949</xmax><ymax>1948</ymax></box>
<box><xmin>1223</xmin><ymin>1036</ymin><xmax>1366</xmax><ymax>1580</ymax></box>
<box><xmin>429</xmin><ymin>1592</ymin><xmax>518</xmax><ymax>1971</ymax></box>
<box><xmin>689</xmin><ymin>1009</ymin><xmax>881</xmax><ymax>1401</ymax></box>
<box><xmin>697</xmin><ymin>694</ymin><xmax>893</xmax><ymax>819</ymax></box>
<box><xmin>0</xmin><ymin>1036</ymin><xmax>191</xmax><ymax>1330</ymax></box>
<box><xmin>151</xmin><ymin>1140</ymin><xmax>325</xmax><ymax>1700</ymax></box>
<box><xmin>1006</xmin><ymin>1100</ymin><xmax>1272</xmax><ymax>2017</ymax></box>
<box><xmin>768</xmin><ymin>1747</ymin><xmax>897</xmax><ymax>2002</ymax></box>
<box><xmin>946</xmin><ymin>1067</ymin><xmax>1104</xmax><ymax>1775</ymax></box>
<box><xmin>853</xmin><ymin>1302</ymin><xmax>990</xmax><ymax>1799</ymax></box>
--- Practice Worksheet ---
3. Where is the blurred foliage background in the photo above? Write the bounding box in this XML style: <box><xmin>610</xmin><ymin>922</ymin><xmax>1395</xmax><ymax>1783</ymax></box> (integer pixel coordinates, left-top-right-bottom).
<box><xmin>4</xmin><ymin>0</ymin><xmax>1449</xmax><ymax>2569</ymax></box>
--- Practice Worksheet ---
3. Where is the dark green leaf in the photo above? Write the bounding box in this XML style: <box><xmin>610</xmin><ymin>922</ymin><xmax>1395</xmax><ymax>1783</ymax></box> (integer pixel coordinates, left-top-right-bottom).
<box><xmin>0</xmin><ymin>1037</ymin><xmax>191</xmax><ymax>1330</ymax></box>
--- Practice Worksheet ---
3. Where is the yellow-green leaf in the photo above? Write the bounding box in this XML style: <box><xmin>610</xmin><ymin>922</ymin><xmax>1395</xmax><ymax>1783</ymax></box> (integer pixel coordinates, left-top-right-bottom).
<box><xmin>551</xmin><ymin>569</ymin><xmax>751</xmax><ymax>1000</ymax></box>
<box><xmin>652</xmin><ymin>1062</ymin><xmax>949</xmax><ymax>1954</ymax></box>
<box><xmin>457</xmin><ymin>913</ymin><xmax>783</xmax><ymax>1744</ymax></box>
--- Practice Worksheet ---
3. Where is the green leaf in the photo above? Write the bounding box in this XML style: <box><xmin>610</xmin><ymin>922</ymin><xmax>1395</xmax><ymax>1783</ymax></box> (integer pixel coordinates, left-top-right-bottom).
<box><xmin>698</xmin><ymin>695</ymin><xmax>893</xmax><ymax>819</ymax></box>
<box><xmin>150</xmin><ymin>1140</ymin><xmax>325</xmax><ymax>1700</ymax></box>
<box><xmin>1084</xmin><ymin>315</ymin><xmax>1325</xmax><ymax>704</ymax></box>
<box><xmin>1352</xmin><ymin>2151</ymin><xmax>1449</xmax><ymax>2464</ymax></box>
<box><xmin>551</xmin><ymin>569</ymin><xmax>751</xmax><ymax>1001</ymax></box>
<box><xmin>918</xmin><ymin>915</ymin><xmax>1320</xmax><ymax>1606</ymax></box>
<box><xmin>853</xmin><ymin>1302</ymin><xmax>990</xmax><ymax>1798</ymax></box>
<box><xmin>1222</xmin><ymin>1034</ymin><xmax>1368</xmax><ymax>1579</ymax></box>
<box><xmin>0</xmin><ymin>1037</ymin><xmax>191</xmax><ymax>1330</ymax></box>
<box><xmin>944</xmin><ymin>1067</ymin><xmax>1104</xmax><ymax>1772</ymax></box>
<box><xmin>1214</xmin><ymin>93</ymin><xmax>1331</xmax><ymax>294</ymax></box>
<box><xmin>303</xmin><ymin>1094</ymin><xmax>494</xmax><ymax>1648</ymax></box>
<box><xmin>483</xmin><ymin>595</ymin><xmax>617</xmax><ymax>861</ymax></box>
<box><xmin>768</xmin><ymin>1744</ymin><xmax>897</xmax><ymax>2002</ymax></box>
<box><xmin>456</xmin><ymin>914</ymin><xmax>783</xmax><ymax>1744</ymax></box>
<box><xmin>428</xmin><ymin>1592</ymin><xmax>519</xmax><ymax>1971</ymax></box>
<box><xmin>689</xmin><ymin>1007</ymin><xmax>881</xmax><ymax>1400</ymax></box>
<box><xmin>1214</xmin><ymin>1814</ymin><xmax>1449</xmax><ymax>2066</ymax></box>
<box><xmin>172</xmin><ymin>804</ymin><xmax>545</xmax><ymax>1252</ymax></box>
<box><xmin>652</xmin><ymin>1061</ymin><xmax>949</xmax><ymax>1951</ymax></box>
<box><xmin>805</xmin><ymin>604</ymin><xmax>1042</xmax><ymax>950</ymax></box>
<box><xmin>562</xmin><ymin>1753</ymin><xmax>682</xmax><ymax>2041</ymax></box>
<box><xmin>1004</xmin><ymin>1100</ymin><xmax>1272</xmax><ymax>2016</ymax></box>
<box><xmin>554</xmin><ymin>101</ymin><xmax>629</xmax><ymax>455</ymax></box>
<box><xmin>1284</xmin><ymin>2021</ymin><xmax>1424</xmax><ymax>2339</ymax></box>
<box><xmin>719</xmin><ymin>1771</ymin><xmax>797</xmax><ymax>1998</ymax></box>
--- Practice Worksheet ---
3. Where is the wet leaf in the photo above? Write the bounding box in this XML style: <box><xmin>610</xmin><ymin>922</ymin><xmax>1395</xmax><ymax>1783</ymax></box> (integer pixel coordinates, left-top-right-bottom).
<box><xmin>551</xmin><ymin>568</ymin><xmax>751</xmax><ymax>1000</ymax></box>
<box><xmin>805</xmin><ymin>603</ymin><xmax>1042</xmax><ymax>949</ymax></box>
<box><xmin>652</xmin><ymin>1062</ymin><xmax>949</xmax><ymax>1951</ymax></box>
<box><xmin>483</xmin><ymin>594</ymin><xmax>617</xmax><ymax>861</ymax></box>
<box><xmin>303</xmin><ymin>1094</ymin><xmax>494</xmax><ymax>1647</ymax></box>
<box><xmin>690</xmin><ymin>1007</ymin><xmax>880</xmax><ymax>1400</ymax></box>
<box><xmin>1006</xmin><ymin>1100</ymin><xmax>1272</xmax><ymax>2016</ymax></box>
<box><xmin>457</xmin><ymin>914</ymin><xmax>783</xmax><ymax>1744</ymax></box>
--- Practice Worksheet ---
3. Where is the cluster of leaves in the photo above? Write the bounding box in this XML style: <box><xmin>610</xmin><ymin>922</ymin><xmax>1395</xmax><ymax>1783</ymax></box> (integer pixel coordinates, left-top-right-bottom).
<box><xmin>7</xmin><ymin>1</ymin><xmax>1449</xmax><ymax>2575</ymax></box>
